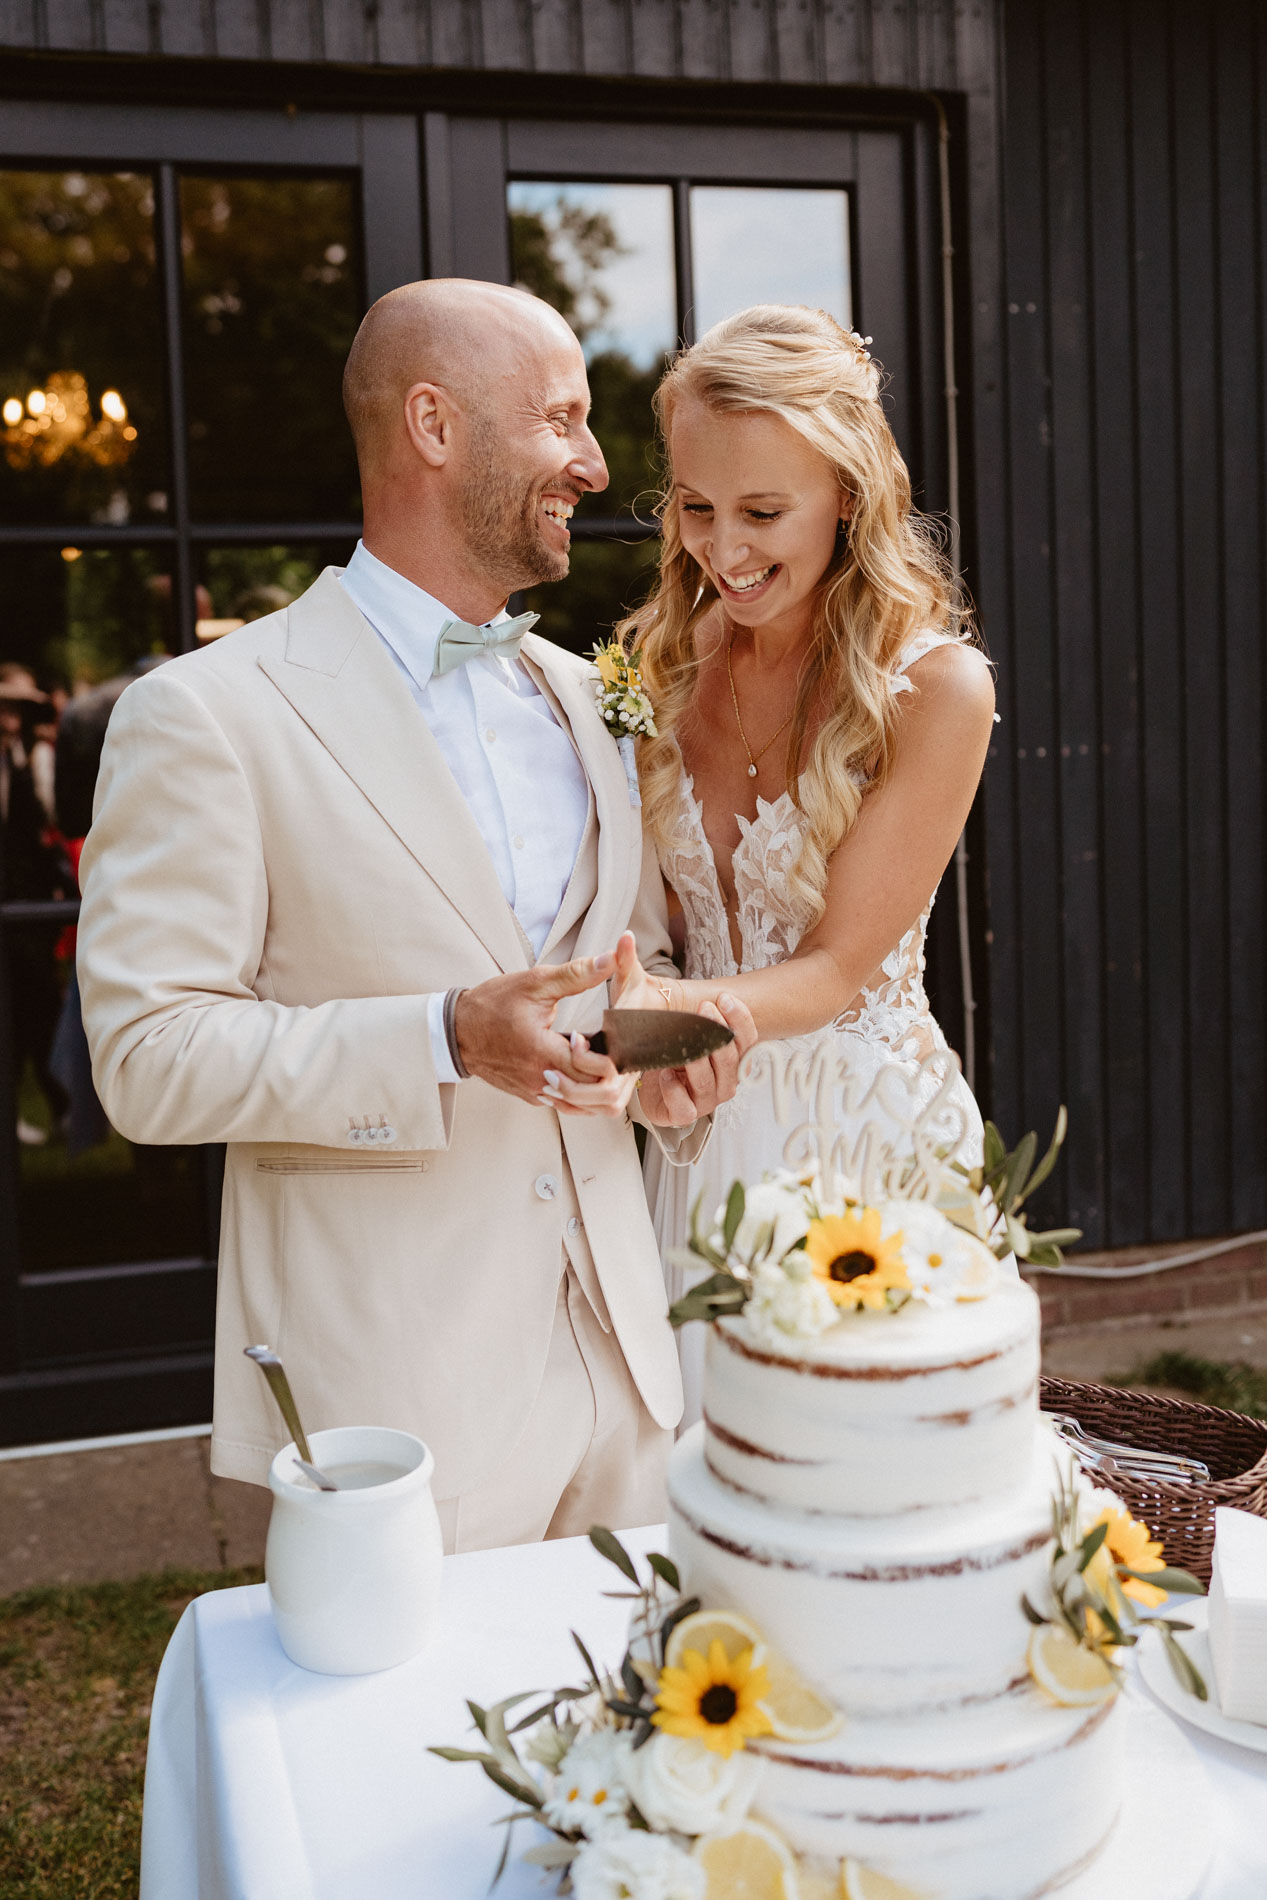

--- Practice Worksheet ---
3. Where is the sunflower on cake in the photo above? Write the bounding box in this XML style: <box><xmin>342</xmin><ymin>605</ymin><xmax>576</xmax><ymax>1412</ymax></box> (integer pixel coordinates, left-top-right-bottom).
<box><xmin>436</xmin><ymin>1109</ymin><xmax>1204</xmax><ymax>1900</ymax></box>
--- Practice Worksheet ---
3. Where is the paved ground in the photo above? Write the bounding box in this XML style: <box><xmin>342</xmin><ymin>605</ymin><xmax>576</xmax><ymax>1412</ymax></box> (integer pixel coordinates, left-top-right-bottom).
<box><xmin>0</xmin><ymin>1435</ymin><xmax>271</xmax><ymax>1596</ymax></box>
<box><xmin>4</xmin><ymin>1304</ymin><xmax>1267</xmax><ymax>1594</ymax></box>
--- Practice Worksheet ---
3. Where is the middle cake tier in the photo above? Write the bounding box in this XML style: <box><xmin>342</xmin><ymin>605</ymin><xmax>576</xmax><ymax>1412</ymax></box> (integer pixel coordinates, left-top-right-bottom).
<box><xmin>668</xmin><ymin>1422</ymin><xmax>1059</xmax><ymax>1717</ymax></box>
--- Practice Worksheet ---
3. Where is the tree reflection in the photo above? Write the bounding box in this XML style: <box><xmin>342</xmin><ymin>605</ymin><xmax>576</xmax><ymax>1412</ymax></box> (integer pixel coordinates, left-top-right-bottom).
<box><xmin>0</xmin><ymin>170</ymin><xmax>167</xmax><ymax>524</ymax></box>
<box><xmin>180</xmin><ymin>176</ymin><xmax>363</xmax><ymax>522</ymax></box>
<box><xmin>510</xmin><ymin>199</ymin><xmax>667</xmax><ymax>520</ymax></box>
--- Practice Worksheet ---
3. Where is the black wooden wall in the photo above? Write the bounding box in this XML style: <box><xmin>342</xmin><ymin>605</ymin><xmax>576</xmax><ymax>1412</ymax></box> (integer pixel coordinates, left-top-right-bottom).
<box><xmin>976</xmin><ymin>0</ymin><xmax>1267</xmax><ymax>1246</ymax></box>
<box><xmin>3</xmin><ymin>0</ymin><xmax>1265</xmax><ymax>1251</ymax></box>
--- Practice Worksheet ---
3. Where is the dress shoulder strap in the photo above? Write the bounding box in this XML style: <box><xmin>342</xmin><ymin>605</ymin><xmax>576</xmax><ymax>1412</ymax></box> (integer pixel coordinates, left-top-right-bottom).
<box><xmin>893</xmin><ymin>629</ymin><xmax>960</xmax><ymax>679</ymax></box>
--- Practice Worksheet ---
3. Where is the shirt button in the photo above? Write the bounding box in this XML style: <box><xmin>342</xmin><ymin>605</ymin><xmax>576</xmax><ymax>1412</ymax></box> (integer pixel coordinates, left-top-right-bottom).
<box><xmin>534</xmin><ymin>1174</ymin><xmax>560</xmax><ymax>1201</ymax></box>
<box><xmin>513</xmin><ymin>834</ymin><xmax>525</xmax><ymax>850</ymax></box>
<box><xmin>485</xmin><ymin>728</ymin><xmax>496</xmax><ymax>743</ymax></box>
<box><xmin>566</xmin><ymin>1216</ymin><xmax>581</xmax><ymax>1238</ymax></box>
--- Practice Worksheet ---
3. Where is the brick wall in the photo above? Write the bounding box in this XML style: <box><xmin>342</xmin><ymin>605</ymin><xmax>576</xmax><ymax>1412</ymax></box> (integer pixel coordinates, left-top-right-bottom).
<box><xmin>1025</xmin><ymin>1236</ymin><xmax>1267</xmax><ymax>1334</ymax></box>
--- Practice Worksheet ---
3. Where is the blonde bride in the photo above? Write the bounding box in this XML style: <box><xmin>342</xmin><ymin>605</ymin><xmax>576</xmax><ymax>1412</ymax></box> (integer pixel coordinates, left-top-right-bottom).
<box><xmin>605</xmin><ymin>305</ymin><xmax>999</xmax><ymax>1429</ymax></box>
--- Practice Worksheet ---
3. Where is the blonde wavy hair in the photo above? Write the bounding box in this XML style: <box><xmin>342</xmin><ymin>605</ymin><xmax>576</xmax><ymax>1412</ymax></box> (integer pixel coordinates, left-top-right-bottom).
<box><xmin>620</xmin><ymin>304</ymin><xmax>969</xmax><ymax>930</ymax></box>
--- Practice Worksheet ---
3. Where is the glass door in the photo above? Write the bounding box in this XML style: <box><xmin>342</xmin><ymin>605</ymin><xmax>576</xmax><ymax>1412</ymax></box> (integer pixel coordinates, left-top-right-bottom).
<box><xmin>0</xmin><ymin>104</ymin><xmax>421</xmax><ymax>1444</ymax></box>
<box><xmin>425</xmin><ymin>114</ymin><xmax>940</xmax><ymax>657</ymax></box>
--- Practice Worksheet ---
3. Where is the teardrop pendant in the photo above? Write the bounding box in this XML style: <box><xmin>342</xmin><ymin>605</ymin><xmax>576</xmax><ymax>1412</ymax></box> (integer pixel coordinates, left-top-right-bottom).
<box><xmin>747</xmin><ymin>763</ymin><xmax>758</xmax><ymax>778</ymax></box>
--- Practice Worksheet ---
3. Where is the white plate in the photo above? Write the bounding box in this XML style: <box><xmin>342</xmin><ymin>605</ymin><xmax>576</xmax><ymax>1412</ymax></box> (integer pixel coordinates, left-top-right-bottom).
<box><xmin>1137</xmin><ymin>1598</ymin><xmax>1267</xmax><ymax>1757</ymax></box>
<box><xmin>1062</xmin><ymin>1694</ymin><xmax>1212</xmax><ymax>1900</ymax></box>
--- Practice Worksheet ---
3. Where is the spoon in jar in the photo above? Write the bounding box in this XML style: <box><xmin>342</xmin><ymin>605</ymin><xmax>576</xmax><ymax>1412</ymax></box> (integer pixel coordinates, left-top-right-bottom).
<box><xmin>244</xmin><ymin>1345</ymin><xmax>339</xmax><ymax>1491</ymax></box>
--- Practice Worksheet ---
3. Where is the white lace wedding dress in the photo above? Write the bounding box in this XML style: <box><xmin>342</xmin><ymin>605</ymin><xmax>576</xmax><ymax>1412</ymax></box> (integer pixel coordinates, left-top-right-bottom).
<box><xmin>645</xmin><ymin>633</ymin><xmax>987</xmax><ymax>1430</ymax></box>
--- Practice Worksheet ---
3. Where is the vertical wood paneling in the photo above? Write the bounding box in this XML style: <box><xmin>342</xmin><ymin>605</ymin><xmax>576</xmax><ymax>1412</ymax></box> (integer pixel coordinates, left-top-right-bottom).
<box><xmin>1128</xmin><ymin>0</ymin><xmax>1187</xmax><ymax>1237</ymax></box>
<box><xmin>1172</xmin><ymin>2</ymin><xmax>1230</xmax><ymax>1236</ymax></box>
<box><xmin>376</xmin><ymin>0</ymin><xmax>425</xmax><ymax>65</ymax></box>
<box><xmin>821</xmin><ymin>0</ymin><xmax>867</xmax><ymax>83</ymax></box>
<box><xmin>628</xmin><ymin>0</ymin><xmax>681</xmax><ymax>76</ymax></box>
<box><xmin>678</xmin><ymin>0</ymin><xmax>728</xmax><ymax>78</ymax></box>
<box><xmin>1086</xmin><ymin>0</ymin><xmax>1149</xmax><ymax>1241</ymax></box>
<box><xmin>265</xmin><ymin>0</ymin><xmax>319</xmax><ymax>60</ymax></box>
<box><xmin>1043</xmin><ymin>0</ymin><xmax>1103</xmax><ymax>1236</ymax></box>
<box><xmin>320</xmin><ymin>0</ymin><xmax>370</xmax><ymax>62</ymax></box>
<box><xmin>726</xmin><ymin>0</ymin><xmax>770</xmax><ymax>81</ymax></box>
<box><xmin>43</xmin><ymin>0</ymin><xmax>96</xmax><ymax>48</ymax></box>
<box><xmin>531</xmin><ymin>0</ymin><xmax>582</xmax><ymax>73</ymax></box>
<box><xmin>773</xmin><ymin>0</ymin><xmax>823</xmax><ymax>82</ymax></box>
<box><xmin>1219</xmin><ymin>0</ymin><xmax>1266</xmax><ymax>1229</ymax></box>
<box><xmin>157</xmin><ymin>0</ymin><xmax>206</xmax><ymax>55</ymax></box>
<box><xmin>579</xmin><ymin>0</ymin><xmax>634</xmax><ymax>73</ymax></box>
<box><xmin>998</xmin><ymin>2</ymin><xmax>1066</xmax><ymax>1193</ymax></box>
<box><xmin>480</xmin><ymin>0</ymin><xmax>530</xmax><ymax>69</ymax></box>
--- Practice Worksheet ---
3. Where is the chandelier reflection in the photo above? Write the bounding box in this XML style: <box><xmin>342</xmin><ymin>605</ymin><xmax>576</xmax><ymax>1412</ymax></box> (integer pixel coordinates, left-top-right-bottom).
<box><xmin>1</xmin><ymin>372</ymin><xmax>138</xmax><ymax>471</ymax></box>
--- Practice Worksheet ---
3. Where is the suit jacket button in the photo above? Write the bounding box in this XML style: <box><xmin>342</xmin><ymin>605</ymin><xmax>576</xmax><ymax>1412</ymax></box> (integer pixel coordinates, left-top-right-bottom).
<box><xmin>348</xmin><ymin>1127</ymin><xmax>364</xmax><ymax>1144</ymax></box>
<box><xmin>566</xmin><ymin>1216</ymin><xmax>581</xmax><ymax>1238</ymax></box>
<box><xmin>379</xmin><ymin>1125</ymin><xmax>396</xmax><ymax>1144</ymax></box>
<box><xmin>534</xmin><ymin>1173</ymin><xmax>560</xmax><ymax>1201</ymax></box>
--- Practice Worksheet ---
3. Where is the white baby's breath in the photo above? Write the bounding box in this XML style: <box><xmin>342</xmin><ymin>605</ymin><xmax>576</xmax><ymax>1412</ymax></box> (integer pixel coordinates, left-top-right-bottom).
<box><xmin>570</xmin><ymin>1824</ymin><xmax>706</xmax><ymax>1900</ymax></box>
<box><xmin>542</xmin><ymin>1729</ymin><xmax>634</xmax><ymax>1839</ymax></box>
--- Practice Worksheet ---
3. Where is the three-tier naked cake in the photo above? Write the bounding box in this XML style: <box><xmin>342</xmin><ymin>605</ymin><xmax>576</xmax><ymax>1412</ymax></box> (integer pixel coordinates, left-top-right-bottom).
<box><xmin>666</xmin><ymin>1277</ymin><xmax>1123</xmax><ymax>1900</ymax></box>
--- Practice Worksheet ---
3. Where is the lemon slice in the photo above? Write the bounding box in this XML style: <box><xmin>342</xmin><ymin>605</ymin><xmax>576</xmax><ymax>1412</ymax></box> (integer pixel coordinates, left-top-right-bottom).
<box><xmin>759</xmin><ymin>1650</ymin><xmax>844</xmax><ymax>1743</ymax></box>
<box><xmin>665</xmin><ymin>1607</ymin><xmax>765</xmax><ymax>1671</ymax></box>
<box><xmin>841</xmin><ymin>1861</ymin><xmax>928</xmax><ymax>1900</ymax></box>
<box><xmin>694</xmin><ymin>1821</ymin><xmax>800</xmax><ymax>1899</ymax></box>
<box><xmin>954</xmin><ymin>1242</ymin><xmax>998</xmax><ymax>1301</ymax></box>
<box><xmin>1026</xmin><ymin>1623</ymin><xmax>1117</xmax><ymax>1707</ymax></box>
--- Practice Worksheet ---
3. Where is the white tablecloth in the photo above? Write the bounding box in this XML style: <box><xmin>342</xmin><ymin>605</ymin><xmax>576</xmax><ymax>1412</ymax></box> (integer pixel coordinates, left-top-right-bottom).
<box><xmin>141</xmin><ymin>1525</ymin><xmax>1267</xmax><ymax>1900</ymax></box>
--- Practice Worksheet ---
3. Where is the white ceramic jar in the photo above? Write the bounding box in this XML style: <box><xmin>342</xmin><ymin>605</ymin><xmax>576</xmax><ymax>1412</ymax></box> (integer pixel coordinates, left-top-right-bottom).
<box><xmin>265</xmin><ymin>1425</ymin><xmax>443</xmax><ymax>1675</ymax></box>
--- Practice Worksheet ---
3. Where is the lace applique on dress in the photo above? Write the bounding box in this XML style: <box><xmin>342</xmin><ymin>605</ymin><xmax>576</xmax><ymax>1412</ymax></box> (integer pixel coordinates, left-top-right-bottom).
<box><xmin>656</xmin><ymin>632</ymin><xmax>960</xmax><ymax>1060</ymax></box>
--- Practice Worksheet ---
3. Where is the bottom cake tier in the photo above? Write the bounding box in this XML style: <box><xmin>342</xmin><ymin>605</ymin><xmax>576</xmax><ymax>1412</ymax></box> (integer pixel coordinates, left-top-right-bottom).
<box><xmin>750</xmin><ymin>1692</ymin><xmax>1123</xmax><ymax>1900</ymax></box>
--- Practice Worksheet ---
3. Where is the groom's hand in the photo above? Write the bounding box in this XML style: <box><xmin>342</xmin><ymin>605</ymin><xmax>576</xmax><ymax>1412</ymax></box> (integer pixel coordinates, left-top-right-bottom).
<box><xmin>636</xmin><ymin>993</ymin><xmax>757</xmax><ymax>1127</ymax></box>
<box><xmin>453</xmin><ymin>955</ymin><xmax>630</xmax><ymax>1112</ymax></box>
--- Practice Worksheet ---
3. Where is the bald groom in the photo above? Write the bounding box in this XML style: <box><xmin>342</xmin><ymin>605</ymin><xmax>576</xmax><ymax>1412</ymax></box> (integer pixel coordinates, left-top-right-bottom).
<box><xmin>77</xmin><ymin>279</ymin><xmax>753</xmax><ymax>1551</ymax></box>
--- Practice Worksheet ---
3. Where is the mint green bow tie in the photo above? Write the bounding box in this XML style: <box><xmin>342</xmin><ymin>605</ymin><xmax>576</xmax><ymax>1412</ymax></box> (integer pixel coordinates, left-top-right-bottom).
<box><xmin>433</xmin><ymin>611</ymin><xmax>539</xmax><ymax>677</ymax></box>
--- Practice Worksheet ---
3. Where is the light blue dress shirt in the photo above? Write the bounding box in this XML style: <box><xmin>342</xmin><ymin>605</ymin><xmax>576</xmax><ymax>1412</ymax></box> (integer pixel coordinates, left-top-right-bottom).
<box><xmin>339</xmin><ymin>542</ymin><xmax>590</xmax><ymax>1082</ymax></box>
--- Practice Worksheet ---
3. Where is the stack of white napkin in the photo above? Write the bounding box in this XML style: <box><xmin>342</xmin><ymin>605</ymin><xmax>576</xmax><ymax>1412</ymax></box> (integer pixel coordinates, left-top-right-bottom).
<box><xmin>1208</xmin><ymin>1505</ymin><xmax>1267</xmax><ymax>1724</ymax></box>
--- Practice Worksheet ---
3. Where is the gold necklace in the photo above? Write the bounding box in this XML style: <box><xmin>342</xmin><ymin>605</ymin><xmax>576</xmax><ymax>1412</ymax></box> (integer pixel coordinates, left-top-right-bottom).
<box><xmin>725</xmin><ymin>630</ymin><xmax>796</xmax><ymax>779</ymax></box>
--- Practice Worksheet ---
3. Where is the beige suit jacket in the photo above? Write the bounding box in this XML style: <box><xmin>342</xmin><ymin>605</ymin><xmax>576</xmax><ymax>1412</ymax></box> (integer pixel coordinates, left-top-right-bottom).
<box><xmin>77</xmin><ymin>568</ymin><xmax>696</xmax><ymax>1496</ymax></box>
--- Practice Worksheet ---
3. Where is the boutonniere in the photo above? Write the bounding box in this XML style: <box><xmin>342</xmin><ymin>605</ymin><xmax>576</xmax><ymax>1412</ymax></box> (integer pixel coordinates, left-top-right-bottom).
<box><xmin>591</xmin><ymin>640</ymin><xmax>657</xmax><ymax>808</ymax></box>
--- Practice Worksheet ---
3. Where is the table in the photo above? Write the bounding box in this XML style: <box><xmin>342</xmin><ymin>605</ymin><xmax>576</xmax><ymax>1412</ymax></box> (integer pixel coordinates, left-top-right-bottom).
<box><xmin>140</xmin><ymin>1526</ymin><xmax>1267</xmax><ymax>1900</ymax></box>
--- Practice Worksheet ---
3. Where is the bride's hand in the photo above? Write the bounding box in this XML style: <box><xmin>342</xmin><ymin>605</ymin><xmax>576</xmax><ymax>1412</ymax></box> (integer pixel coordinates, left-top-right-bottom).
<box><xmin>610</xmin><ymin>930</ymin><xmax>680</xmax><ymax>1012</ymax></box>
<box><xmin>606</xmin><ymin>932</ymin><xmax>759</xmax><ymax>1128</ymax></box>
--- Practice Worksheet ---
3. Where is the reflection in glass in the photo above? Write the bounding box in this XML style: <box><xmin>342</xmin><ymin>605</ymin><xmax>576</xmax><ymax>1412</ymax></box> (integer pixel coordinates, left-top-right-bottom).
<box><xmin>690</xmin><ymin>187</ymin><xmax>852</xmax><ymax>336</ymax></box>
<box><xmin>197</xmin><ymin>542</ymin><xmax>354</xmax><ymax>643</ymax></box>
<box><xmin>509</xmin><ymin>183</ymin><xmax>676</xmax><ymax>518</ymax></box>
<box><xmin>521</xmin><ymin>536</ymin><xmax>660</xmax><ymax>659</ymax></box>
<box><xmin>180</xmin><ymin>175</ymin><xmax>363</xmax><ymax>523</ymax></box>
<box><xmin>0</xmin><ymin>170</ymin><xmax>167</xmax><ymax>526</ymax></box>
<box><xmin>7</xmin><ymin>928</ymin><xmax>206</xmax><ymax>1273</ymax></box>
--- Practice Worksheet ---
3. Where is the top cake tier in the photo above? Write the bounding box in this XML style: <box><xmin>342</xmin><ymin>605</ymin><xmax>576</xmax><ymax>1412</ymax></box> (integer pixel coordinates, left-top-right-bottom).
<box><xmin>703</xmin><ymin>1277</ymin><xmax>1040</xmax><ymax>1518</ymax></box>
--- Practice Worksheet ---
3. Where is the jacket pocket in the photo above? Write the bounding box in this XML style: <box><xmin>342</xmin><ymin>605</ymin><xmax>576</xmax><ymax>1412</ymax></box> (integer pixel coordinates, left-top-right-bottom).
<box><xmin>255</xmin><ymin>1156</ymin><xmax>429</xmax><ymax>1175</ymax></box>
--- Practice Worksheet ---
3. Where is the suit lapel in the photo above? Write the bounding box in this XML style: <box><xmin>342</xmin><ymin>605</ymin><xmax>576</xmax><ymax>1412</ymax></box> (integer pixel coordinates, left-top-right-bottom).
<box><xmin>259</xmin><ymin>569</ymin><xmax>528</xmax><ymax>975</ymax></box>
<box><xmin>519</xmin><ymin>635</ymin><xmax>643</xmax><ymax>964</ymax></box>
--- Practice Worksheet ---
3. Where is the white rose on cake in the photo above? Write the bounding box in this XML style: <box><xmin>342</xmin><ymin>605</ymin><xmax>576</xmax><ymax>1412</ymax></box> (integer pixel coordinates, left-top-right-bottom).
<box><xmin>882</xmin><ymin>1199</ymin><xmax>998</xmax><ymax>1306</ymax></box>
<box><xmin>744</xmin><ymin>1254</ymin><xmax>839</xmax><ymax>1346</ymax></box>
<box><xmin>570</xmin><ymin>1823</ymin><xmax>705</xmax><ymax>1900</ymax></box>
<box><xmin>541</xmin><ymin>1729</ymin><xmax>634</xmax><ymax>1838</ymax></box>
<box><xmin>623</xmin><ymin>1731</ymin><xmax>764</xmax><ymax>1836</ymax></box>
<box><xmin>725</xmin><ymin>1176</ymin><xmax>811</xmax><ymax>1266</ymax></box>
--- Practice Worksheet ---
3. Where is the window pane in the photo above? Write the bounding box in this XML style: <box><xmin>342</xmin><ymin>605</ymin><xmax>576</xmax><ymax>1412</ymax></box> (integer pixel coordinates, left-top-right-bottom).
<box><xmin>509</xmin><ymin>183</ymin><xmax>676</xmax><ymax>519</ymax></box>
<box><xmin>180</xmin><ymin>175</ymin><xmax>363</xmax><ymax>523</ymax></box>
<box><xmin>195</xmin><ymin>541</ymin><xmax>355</xmax><ymax>642</ymax></box>
<box><xmin>0</xmin><ymin>170</ymin><xmax>167</xmax><ymax>527</ymax></box>
<box><xmin>520</xmin><ymin>536</ymin><xmax>660</xmax><ymax>659</ymax></box>
<box><xmin>7</xmin><ymin>921</ymin><xmax>208</xmax><ymax>1274</ymax></box>
<box><xmin>690</xmin><ymin>187</ymin><xmax>853</xmax><ymax>335</ymax></box>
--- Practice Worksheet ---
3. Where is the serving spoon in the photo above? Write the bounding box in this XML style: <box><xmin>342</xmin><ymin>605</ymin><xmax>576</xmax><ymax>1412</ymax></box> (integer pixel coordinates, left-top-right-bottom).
<box><xmin>244</xmin><ymin>1344</ymin><xmax>340</xmax><ymax>1490</ymax></box>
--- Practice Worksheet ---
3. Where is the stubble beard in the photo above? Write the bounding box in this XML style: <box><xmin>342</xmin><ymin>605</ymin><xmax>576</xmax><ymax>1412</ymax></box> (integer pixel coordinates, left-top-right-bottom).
<box><xmin>459</xmin><ymin>412</ymin><xmax>570</xmax><ymax>594</ymax></box>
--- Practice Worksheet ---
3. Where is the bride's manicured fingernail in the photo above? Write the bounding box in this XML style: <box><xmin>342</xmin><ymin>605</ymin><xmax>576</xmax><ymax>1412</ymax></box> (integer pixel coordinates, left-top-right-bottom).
<box><xmin>570</xmin><ymin>1031</ymin><xmax>586</xmax><ymax>1051</ymax></box>
<box><xmin>543</xmin><ymin>1069</ymin><xmax>562</xmax><ymax>1088</ymax></box>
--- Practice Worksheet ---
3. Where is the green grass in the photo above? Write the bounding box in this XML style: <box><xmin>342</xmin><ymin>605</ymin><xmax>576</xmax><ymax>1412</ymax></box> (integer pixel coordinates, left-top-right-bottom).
<box><xmin>0</xmin><ymin>1566</ymin><xmax>261</xmax><ymax>1899</ymax></box>
<box><xmin>1117</xmin><ymin>1350</ymin><xmax>1267</xmax><ymax>1417</ymax></box>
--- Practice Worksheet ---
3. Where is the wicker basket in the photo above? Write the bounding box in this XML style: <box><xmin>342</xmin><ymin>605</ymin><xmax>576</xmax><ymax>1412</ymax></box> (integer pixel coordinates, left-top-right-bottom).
<box><xmin>1039</xmin><ymin>1376</ymin><xmax>1267</xmax><ymax>1584</ymax></box>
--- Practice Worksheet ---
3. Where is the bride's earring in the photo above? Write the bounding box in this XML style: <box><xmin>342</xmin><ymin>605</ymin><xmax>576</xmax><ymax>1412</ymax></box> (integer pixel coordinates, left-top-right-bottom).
<box><xmin>835</xmin><ymin>517</ymin><xmax>851</xmax><ymax>554</ymax></box>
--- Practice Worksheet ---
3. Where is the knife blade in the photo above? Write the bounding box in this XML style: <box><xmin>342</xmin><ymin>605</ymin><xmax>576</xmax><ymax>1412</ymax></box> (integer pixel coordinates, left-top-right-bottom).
<box><xmin>586</xmin><ymin>1008</ymin><xmax>735</xmax><ymax>1074</ymax></box>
